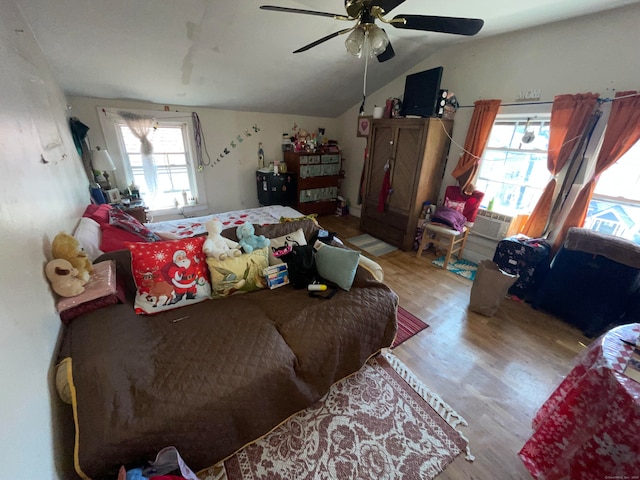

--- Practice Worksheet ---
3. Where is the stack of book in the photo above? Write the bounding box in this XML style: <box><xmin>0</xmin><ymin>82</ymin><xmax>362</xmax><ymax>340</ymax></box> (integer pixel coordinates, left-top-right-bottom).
<box><xmin>263</xmin><ymin>264</ymin><xmax>289</xmax><ymax>289</ymax></box>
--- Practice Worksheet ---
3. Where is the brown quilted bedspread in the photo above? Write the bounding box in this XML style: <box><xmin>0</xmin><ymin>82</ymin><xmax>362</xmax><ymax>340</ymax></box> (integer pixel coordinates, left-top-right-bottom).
<box><xmin>59</xmin><ymin>249</ymin><xmax>397</xmax><ymax>479</ymax></box>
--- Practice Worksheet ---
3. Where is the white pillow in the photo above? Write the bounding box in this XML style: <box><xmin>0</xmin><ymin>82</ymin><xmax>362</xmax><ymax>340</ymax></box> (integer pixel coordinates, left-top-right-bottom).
<box><xmin>73</xmin><ymin>217</ymin><xmax>103</xmax><ymax>262</ymax></box>
<box><xmin>268</xmin><ymin>228</ymin><xmax>307</xmax><ymax>265</ymax></box>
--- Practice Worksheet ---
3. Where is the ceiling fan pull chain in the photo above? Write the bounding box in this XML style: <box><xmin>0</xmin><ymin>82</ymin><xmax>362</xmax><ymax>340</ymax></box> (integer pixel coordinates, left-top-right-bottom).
<box><xmin>359</xmin><ymin>31</ymin><xmax>370</xmax><ymax>115</ymax></box>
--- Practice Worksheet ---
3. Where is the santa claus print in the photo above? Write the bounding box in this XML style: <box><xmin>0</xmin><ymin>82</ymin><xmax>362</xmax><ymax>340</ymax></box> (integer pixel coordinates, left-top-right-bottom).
<box><xmin>163</xmin><ymin>249</ymin><xmax>200</xmax><ymax>304</ymax></box>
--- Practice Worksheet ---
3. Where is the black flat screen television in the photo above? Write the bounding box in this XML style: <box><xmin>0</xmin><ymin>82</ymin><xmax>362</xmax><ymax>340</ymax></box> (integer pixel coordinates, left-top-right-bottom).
<box><xmin>401</xmin><ymin>66</ymin><xmax>444</xmax><ymax>118</ymax></box>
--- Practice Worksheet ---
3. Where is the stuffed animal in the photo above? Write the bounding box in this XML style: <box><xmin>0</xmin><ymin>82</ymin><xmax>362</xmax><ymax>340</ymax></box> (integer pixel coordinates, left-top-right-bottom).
<box><xmin>45</xmin><ymin>259</ymin><xmax>85</xmax><ymax>297</ymax></box>
<box><xmin>202</xmin><ymin>218</ymin><xmax>242</xmax><ymax>261</ymax></box>
<box><xmin>52</xmin><ymin>232</ymin><xmax>93</xmax><ymax>285</ymax></box>
<box><xmin>236</xmin><ymin>222</ymin><xmax>270</xmax><ymax>254</ymax></box>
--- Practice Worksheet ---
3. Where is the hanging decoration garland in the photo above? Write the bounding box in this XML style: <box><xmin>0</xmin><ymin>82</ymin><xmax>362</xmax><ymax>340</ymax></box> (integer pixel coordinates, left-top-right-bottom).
<box><xmin>192</xmin><ymin>113</ymin><xmax>261</xmax><ymax>170</ymax></box>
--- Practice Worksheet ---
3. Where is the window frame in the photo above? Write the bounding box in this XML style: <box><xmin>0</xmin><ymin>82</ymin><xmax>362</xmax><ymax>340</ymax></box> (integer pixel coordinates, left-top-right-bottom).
<box><xmin>97</xmin><ymin>107</ymin><xmax>208</xmax><ymax>217</ymax></box>
<box><xmin>475</xmin><ymin>111</ymin><xmax>552</xmax><ymax>216</ymax></box>
<box><xmin>585</xmin><ymin>139</ymin><xmax>640</xmax><ymax>243</ymax></box>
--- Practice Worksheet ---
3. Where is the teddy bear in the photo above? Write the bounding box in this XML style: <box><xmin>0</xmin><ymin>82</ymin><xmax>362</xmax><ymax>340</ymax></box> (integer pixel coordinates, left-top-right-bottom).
<box><xmin>202</xmin><ymin>218</ymin><xmax>242</xmax><ymax>261</ymax></box>
<box><xmin>236</xmin><ymin>222</ymin><xmax>270</xmax><ymax>254</ymax></box>
<box><xmin>52</xmin><ymin>232</ymin><xmax>93</xmax><ymax>285</ymax></box>
<box><xmin>45</xmin><ymin>258</ymin><xmax>86</xmax><ymax>297</ymax></box>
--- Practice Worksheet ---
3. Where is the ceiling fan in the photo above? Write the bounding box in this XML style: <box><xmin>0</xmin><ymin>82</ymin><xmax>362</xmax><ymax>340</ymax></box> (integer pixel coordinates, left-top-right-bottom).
<box><xmin>260</xmin><ymin>0</ymin><xmax>484</xmax><ymax>62</ymax></box>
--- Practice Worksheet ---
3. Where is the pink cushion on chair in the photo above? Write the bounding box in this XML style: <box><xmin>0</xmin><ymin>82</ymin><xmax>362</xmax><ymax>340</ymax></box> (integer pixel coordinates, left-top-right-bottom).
<box><xmin>444</xmin><ymin>185</ymin><xmax>484</xmax><ymax>224</ymax></box>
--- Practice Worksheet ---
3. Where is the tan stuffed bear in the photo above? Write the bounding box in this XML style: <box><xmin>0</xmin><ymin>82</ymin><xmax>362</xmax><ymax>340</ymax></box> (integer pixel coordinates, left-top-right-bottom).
<box><xmin>52</xmin><ymin>232</ymin><xmax>93</xmax><ymax>285</ymax></box>
<box><xmin>45</xmin><ymin>258</ymin><xmax>85</xmax><ymax>297</ymax></box>
<box><xmin>203</xmin><ymin>218</ymin><xmax>242</xmax><ymax>261</ymax></box>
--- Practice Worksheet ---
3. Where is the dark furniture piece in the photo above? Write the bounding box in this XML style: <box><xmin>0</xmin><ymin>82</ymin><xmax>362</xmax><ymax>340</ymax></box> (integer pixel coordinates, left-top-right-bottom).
<box><xmin>360</xmin><ymin>118</ymin><xmax>453</xmax><ymax>251</ymax></box>
<box><xmin>283</xmin><ymin>151</ymin><xmax>341</xmax><ymax>215</ymax></box>
<box><xmin>114</xmin><ymin>200</ymin><xmax>149</xmax><ymax>223</ymax></box>
<box><xmin>533</xmin><ymin>228</ymin><xmax>640</xmax><ymax>337</ymax></box>
<box><xmin>256</xmin><ymin>170</ymin><xmax>296</xmax><ymax>206</ymax></box>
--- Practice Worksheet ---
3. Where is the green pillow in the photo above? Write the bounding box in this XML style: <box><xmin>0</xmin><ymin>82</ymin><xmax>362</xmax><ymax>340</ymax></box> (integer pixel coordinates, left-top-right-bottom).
<box><xmin>315</xmin><ymin>243</ymin><xmax>360</xmax><ymax>291</ymax></box>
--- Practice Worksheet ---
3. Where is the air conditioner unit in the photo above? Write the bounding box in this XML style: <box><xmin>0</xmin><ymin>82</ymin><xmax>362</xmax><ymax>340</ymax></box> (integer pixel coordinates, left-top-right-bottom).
<box><xmin>470</xmin><ymin>209</ymin><xmax>516</xmax><ymax>241</ymax></box>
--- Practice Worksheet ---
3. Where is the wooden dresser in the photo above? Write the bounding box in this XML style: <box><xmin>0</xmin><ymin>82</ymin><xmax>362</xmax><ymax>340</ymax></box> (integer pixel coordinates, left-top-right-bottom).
<box><xmin>283</xmin><ymin>151</ymin><xmax>341</xmax><ymax>216</ymax></box>
<box><xmin>360</xmin><ymin>118</ymin><xmax>453</xmax><ymax>250</ymax></box>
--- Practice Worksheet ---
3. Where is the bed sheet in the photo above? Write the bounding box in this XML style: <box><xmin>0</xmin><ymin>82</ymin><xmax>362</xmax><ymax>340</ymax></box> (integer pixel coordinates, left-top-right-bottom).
<box><xmin>146</xmin><ymin>205</ymin><xmax>303</xmax><ymax>240</ymax></box>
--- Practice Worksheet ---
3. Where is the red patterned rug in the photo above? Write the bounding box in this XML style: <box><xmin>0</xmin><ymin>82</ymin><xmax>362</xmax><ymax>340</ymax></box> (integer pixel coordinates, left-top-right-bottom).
<box><xmin>392</xmin><ymin>306</ymin><xmax>429</xmax><ymax>348</ymax></box>
<box><xmin>200</xmin><ymin>350</ymin><xmax>472</xmax><ymax>480</ymax></box>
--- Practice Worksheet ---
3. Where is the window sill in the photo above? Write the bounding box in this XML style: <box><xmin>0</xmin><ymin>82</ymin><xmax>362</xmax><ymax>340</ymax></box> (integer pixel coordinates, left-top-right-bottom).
<box><xmin>147</xmin><ymin>203</ymin><xmax>209</xmax><ymax>222</ymax></box>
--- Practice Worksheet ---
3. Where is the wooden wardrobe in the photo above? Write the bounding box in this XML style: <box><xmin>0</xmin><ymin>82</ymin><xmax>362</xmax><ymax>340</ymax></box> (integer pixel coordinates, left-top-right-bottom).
<box><xmin>360</xmin><ymin>117</ymin><xmax>453</xmax><ymax>251</ymax></box>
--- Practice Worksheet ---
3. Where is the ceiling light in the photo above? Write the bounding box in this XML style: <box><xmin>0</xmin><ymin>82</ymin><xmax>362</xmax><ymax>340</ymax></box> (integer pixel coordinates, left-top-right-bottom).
<box><xmin>368</xmin><ymin>25</ymin><xmax>389</xmax><ymax>55</ymax></box>
<box><xmin>345</xmin><ymin>24</ymin><xmax>389</xmax><ymax>58</ymax></box>
<box><xmin>345</xmin><ymin>26</ymin><xmax>365</xmax><ymax>57</ymax></box>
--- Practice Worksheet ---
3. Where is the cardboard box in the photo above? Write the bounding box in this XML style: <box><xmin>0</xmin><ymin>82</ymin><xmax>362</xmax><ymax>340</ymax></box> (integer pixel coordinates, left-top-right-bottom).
<box><xmin>263</xmin><ymin>264</ymin><xmax>290</xmax><ymax>289</ymax></box>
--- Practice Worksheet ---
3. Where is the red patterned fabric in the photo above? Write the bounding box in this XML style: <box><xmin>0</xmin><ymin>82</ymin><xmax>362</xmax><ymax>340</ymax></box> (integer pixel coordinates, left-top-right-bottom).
<box><xmin>519</xmin><ymin>323</ymin><xmax>640</xmax><ymax>479</ymax></box>
<box><xmin>109</xmin><ymin>207</ymin><xmax>161</xmax><ymax>242</ymax></box>
<box><xmin>127</xmin><ymin>237</ymin><xmax>211</xmax><ymax>314</ymax></box>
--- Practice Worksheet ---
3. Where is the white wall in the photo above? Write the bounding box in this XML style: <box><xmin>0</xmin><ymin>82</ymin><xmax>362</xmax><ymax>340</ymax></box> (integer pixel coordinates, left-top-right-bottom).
<box><xmin>0</xmin><ymin>2</ymin><xmax>91</xmax><ymax>478</ymax></box>
<box><xmin>68</xmin><ymin>97</ymin><xmax>340</xmax><ymax>219</ymax></box>
<box><xmin>337</xmin><ymin>3</ymin><xmax>640</xmax><ymax>259</ymax></box>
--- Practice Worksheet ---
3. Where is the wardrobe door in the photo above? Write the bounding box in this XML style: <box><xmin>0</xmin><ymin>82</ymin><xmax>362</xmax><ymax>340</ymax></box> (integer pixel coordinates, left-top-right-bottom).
<box><xmin>387</xmin><ymin>123</ymin><xmax>425</xmax><ymax>214</ymax></box>
<box><xmin>364</xmin><ymin>124</ymin><xmax>394</xmax><ymax>207</ymax></box>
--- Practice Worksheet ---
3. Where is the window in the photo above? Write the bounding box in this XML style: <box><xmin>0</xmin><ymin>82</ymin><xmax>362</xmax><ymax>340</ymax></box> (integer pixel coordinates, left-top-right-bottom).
<box><xmin>475</xmin><ymin>115</ymin><xmax>551</xmax><ymax>215</ymax></box>
<box><xmin>119</xmin><ymin>122</ymin><xmax>195</xmax><ymax>210</ymax></box>
<box><xmin>584</xmin><ymin>140</ymin><xmax>640</xmax><ymax>244</ymax></box>
<box><xmin>99</xmin><ymin>108</ymin><xmax>206</xmax><ymax>213</ymax></box>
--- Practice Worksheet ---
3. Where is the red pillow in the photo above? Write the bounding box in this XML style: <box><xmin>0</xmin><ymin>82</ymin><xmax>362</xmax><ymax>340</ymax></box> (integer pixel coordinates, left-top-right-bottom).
<box><xmin>100</xmin><ymin>223</ymin><xmax>147</xmax><ymax>252</ymax></box>
<box><xmin>83</xmin><ymin>204</ymin><xmax>112</xmax><ymax>225</ymax></box>
<box><xmin>127</xmin><ymin>237</ymin><xmax>211</xmax><ymax>314</ymax></box>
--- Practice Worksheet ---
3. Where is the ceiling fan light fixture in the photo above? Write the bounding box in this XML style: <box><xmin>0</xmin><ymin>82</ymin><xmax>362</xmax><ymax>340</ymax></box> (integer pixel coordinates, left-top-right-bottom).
<box><xmin>345</xmin><ymin>26</ymin><xmax>366</xmax><ymax>57</ymax></box>
<box><xmin>345</xmin><ymin>24</ymin><xmax>389</xmax><ymax>58</ymax></box>
<box><xmin>368</xmin><ymin>24</ymin><xmax>389</xmax><ymax>56</ymax></box>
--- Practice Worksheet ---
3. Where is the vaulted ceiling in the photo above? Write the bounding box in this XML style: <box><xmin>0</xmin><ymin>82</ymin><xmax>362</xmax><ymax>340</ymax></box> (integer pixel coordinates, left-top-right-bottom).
<box><xmin>18</xmin><ymin>0</ymin><xmax>640</xmax><ymax>117</ymax></box>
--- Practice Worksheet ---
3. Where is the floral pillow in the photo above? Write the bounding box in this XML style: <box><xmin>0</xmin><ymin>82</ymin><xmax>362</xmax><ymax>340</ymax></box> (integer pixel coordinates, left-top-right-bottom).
<box><xmin>279</xmin><ymin>214</ymin><xmax>318</xmax><ymax>225</ymax></box>
<box><xmin>127</xmin><ymin>237</ymin><xmax>211</xmax><ymax>314</ymax></box>
<box><xmin>109</xmin><ymin>208</ymin><xmax>161</xmax><ymax>242</ymax></box>
<box><xmin>207</xmin><ymin>248</ymin><xmax>268</xmax><ymax>299</ymax></box>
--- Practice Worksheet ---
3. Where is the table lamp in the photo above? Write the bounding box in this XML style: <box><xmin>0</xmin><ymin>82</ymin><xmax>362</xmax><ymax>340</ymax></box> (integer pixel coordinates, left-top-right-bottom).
<box><xmin>91</xmin><ymin>146</ymin><xmax>116</xmax><ymax>190</ymax></box>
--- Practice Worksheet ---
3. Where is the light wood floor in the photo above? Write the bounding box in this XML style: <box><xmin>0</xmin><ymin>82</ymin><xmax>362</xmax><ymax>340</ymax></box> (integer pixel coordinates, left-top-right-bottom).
<box><xmin>319</xmin><ymin>214</ymin><xmax>592</xmax><ymax>480</ymax></box>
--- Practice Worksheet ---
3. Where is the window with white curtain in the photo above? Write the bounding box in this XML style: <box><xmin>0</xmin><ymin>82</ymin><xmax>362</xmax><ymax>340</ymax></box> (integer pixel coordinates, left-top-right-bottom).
<box><xmin>118</xmin><ymin>121</ymin><xmax>195</xmax><ymax>210</ymax></box>
<box><xmin>475</xmin><ymin>114</ymin><xmax>552</xmax><ymax>215</ymax></box>
<box><xmin>584</xmin><ymin>140</ymin><xmax>640</xmax><ymax>243</ymax></box>
<box><xmin>99</xmin><ymin>108</ymin><xmax>206</xmax><ymax>213</ymax></box>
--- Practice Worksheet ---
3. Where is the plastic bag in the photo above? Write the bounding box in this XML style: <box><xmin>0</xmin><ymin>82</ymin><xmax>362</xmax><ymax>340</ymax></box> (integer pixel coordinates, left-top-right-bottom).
<box><xmin>469</xmin><ymin>260</ymin><xmax>518</xmax><ymax>316</ymax></box>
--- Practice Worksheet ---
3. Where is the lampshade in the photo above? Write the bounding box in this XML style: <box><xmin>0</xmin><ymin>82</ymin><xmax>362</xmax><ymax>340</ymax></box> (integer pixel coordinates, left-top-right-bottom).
<box><xmin>345</xmin><ymin>26</ymin><xmax>366</xmax><ymax>57</ymax></box>
<box><xmin>345</xmin><ymin>24</ymin><xmax>389</xmax><ymax>58</ymax></box>
<box><xmin>368</xmin><ymin>25</ymin><xmax>389</xmax><ymax>55</ymax></box>
<box><xmin>91</xmin><ymin>147</ymin><xmax>116</xmax><ymax>172</ymax></box>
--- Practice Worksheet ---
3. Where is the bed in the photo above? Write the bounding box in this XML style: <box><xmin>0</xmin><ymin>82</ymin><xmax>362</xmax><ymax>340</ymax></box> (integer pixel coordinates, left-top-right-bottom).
<box><xmin>59</xmin><ymin>205</ymin><xmax>398</xmax><ymax>479</ymax></box>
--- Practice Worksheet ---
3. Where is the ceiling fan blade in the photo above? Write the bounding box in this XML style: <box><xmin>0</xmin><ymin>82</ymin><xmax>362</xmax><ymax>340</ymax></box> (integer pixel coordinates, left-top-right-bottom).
<box><xmin>293</xmin><ymin>28</ymin><xmax>352</xmax><ymax>53</ymax></box>
<box><xmin>370</xmin><ymin>0</ymin><xmax>406</xmax><ymax>15</ymax></box>
<box><xmin>392</xmin><ymin>15</ymin><xmax>484</xmax><ymax>36</ymax></box>
<box><xmin>260</xmin><ymin>5</ymin><xmax>346</xmax><ymax>19</ymax></box>
<box><xmin>376</xmin><ymin>36</ymin><xmax>395</xmax><ymax>62</ymax></box>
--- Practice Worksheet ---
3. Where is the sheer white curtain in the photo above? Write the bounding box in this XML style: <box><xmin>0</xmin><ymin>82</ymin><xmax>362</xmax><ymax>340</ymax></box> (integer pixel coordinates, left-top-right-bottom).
<box><xmin>118</xmin><ymin>111</ymin><xmax>158</xmax><ymax>194</ymax></box>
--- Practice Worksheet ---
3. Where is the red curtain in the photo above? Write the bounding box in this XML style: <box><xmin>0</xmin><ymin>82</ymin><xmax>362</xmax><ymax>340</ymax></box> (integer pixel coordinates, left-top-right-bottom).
<box><xmin>521</xmin><ymin>93</ymin><xmax>600</xmax><ymax>237</ymax></box>
<box><xmin>451</xmin><ymin>99</ymin><xmax>501</xmax><ymax>194</ymax></box>
<box><xmin>551</xmin><ymin>91</ymin><xmax>640</xmax><ymax>251</ymax></box>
